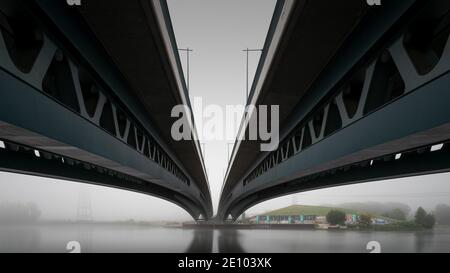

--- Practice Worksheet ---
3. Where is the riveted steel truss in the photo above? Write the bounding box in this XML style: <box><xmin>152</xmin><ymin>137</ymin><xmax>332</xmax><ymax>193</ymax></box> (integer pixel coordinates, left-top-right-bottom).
<box><xmin>244</xmin><ymin>2</ymin><xmax>450</xmax><ymax>186</ymax></box>
<box><xmin>0</xmin><ymin>1</ymin><xmax>210</xmax><ymax>219</ymax></box>
<box><xmin>220</xmin><ymin>0</ymin><xmax>450</xmax><ymax>220</ymax></box>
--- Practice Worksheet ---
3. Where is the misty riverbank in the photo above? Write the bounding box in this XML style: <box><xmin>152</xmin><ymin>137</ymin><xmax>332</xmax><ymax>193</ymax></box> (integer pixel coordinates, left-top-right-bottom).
<box><xmin>0</xmin><ymin>219</ymin><xmax>182</xmax><ymax>227</ymax></box>
<box><xmin>181</xmin><ymin>222</ymin><xmax>430</xmax><ymax>232</ymax></box>
<box><xmin>0</xmin><ymin>223</ymin><xmax>449</xmax><ymax>253</ymax></box>
<box><xmin>0</xmin><ymin>220</ymin><xmax>428</xmax><ymax>232</ymax></box>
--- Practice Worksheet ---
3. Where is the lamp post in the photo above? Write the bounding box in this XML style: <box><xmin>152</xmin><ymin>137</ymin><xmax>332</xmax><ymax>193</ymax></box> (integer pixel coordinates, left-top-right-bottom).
<box><xmin>243</xmin><ymin>48</ymin><xmax>262</xmax><ymax>102</ymax></box>
<box><xmin>179</xmin><ymin>48</ymin><xmax>193</xmax><ymax>93</ymax></box>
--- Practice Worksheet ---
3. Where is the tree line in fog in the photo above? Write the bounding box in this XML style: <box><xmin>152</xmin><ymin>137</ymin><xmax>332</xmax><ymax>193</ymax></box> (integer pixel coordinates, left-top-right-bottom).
<box><xmin>0</xmin><ymin>201</ymin><xmax>450</xmax><ymax>225</ymax></box>
<box><xmin>0</xmin><ymin>202</ymin><xmax>41</xmax><ymax>224</ymax></box>
<box><xmin>336</xmin><ymin>202</ymin><xmax>450</xmax><ymax>224</ymax></box>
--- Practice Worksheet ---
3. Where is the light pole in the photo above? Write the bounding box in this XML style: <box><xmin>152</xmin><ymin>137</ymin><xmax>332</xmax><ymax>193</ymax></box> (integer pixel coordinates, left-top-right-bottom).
<box><xmin>227</xmin><ymin>142</ymin><xmax>234</xmax><ymax>161</ymax></box>
<box><xmin>179</xmin><ymin>48</ymin><xmax>193</xmax><ymax>93</ymax></box>
<box><xmin>243</xmin><ymin>48</ymin><xmax>262</xmax><ymax>102</ymax></box>
<box><xmin>200</xmin><ymin>142</ymin><xmax>206</xmax><ymax>160</ymax></box>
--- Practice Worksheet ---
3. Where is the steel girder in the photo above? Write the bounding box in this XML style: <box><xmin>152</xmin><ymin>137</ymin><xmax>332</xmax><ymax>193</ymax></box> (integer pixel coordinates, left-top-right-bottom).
<box><xmin>0</xmin><ymin>0</ymin><xmax>212</xmax><ymax>219</ymax></box>
<box><xmin>219</xmin><ymin>0</ymin><xmax>450</xmax><ymax>220</ymax></box>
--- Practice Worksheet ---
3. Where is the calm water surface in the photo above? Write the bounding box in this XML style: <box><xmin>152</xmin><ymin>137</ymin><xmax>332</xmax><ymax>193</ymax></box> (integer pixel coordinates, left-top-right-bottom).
<box><xmin>0</xmin><ymin>224</ymin><xmax>449</xmax><ymax>253</ymax></box>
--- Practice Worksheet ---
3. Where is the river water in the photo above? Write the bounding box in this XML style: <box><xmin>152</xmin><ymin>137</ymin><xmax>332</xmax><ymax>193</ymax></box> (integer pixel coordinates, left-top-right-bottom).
<box><xmin>0</xmin><ymin>224</ymin><xmax>449</xmax><ymax>253</ymax></box>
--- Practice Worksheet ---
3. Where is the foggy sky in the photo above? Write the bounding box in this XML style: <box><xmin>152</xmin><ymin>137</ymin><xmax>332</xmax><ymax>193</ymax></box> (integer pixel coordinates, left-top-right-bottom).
<box><xmin>0</xmin><ymin>0</ymin><xmax>449</xmax><ymax>222</ymax></box>
<box><xmin>166</xmin><ymin>0</ymin><xmax>277</xmax><ymax>213</ymax></box>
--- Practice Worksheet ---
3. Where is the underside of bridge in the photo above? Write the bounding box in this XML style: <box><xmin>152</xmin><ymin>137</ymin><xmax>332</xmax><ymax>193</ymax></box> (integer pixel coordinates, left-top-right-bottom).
<box><xmin>219</xmin><ymin>0</ymin><xmax>450</xmax><ymax>221</ymax></box>
<box><xmin>0</xmin><ymin>0</ymin><xmax>213</xmax><ymax>220</ymax></box>
<box><xmin>1</xmin><ymin>0</ymin><xmax>449</xmax><ymax>223</ymax></box>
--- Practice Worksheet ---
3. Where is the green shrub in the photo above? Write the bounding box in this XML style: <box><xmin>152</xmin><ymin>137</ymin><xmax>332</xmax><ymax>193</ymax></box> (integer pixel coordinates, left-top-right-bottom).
<box><xmin>326</xmin><ymin>210</ymin><xmax>346</xmax><ymax>226</ymax></box>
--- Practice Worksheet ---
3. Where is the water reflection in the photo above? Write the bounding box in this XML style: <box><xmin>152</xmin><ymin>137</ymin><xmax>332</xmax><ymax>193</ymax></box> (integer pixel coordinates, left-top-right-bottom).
<box><xmin>0</xmin><ymin>225</ymin><xmax>41</xmax><ymax>252</ymax></box>
<box><xmin>76</xmin><ymin>224</ymin><xmax>93</xmax><ymax>253</ymax></box>
<box><xmin>186</xmin><ymin>229</ymin><xmax>213</xmax><ymax>253</ymax></box>
<box><xmin>0</xmin><ymin>224</ymin><xmax>449</xmax><ymax>253</ymax></box>
<box><xmin>218</xmin><ymin>229</ymin><xmax>245</xmax><ymax>253</ymax></box>
<box><xmin>414</xmin><ymin>230</ymin><xmax>435</xmax><ymax>253</ymax></box>
<box><xmin>185</xmin><ymin>229</ymin><xmax>246</xmax><ymax>253</ymax></box>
